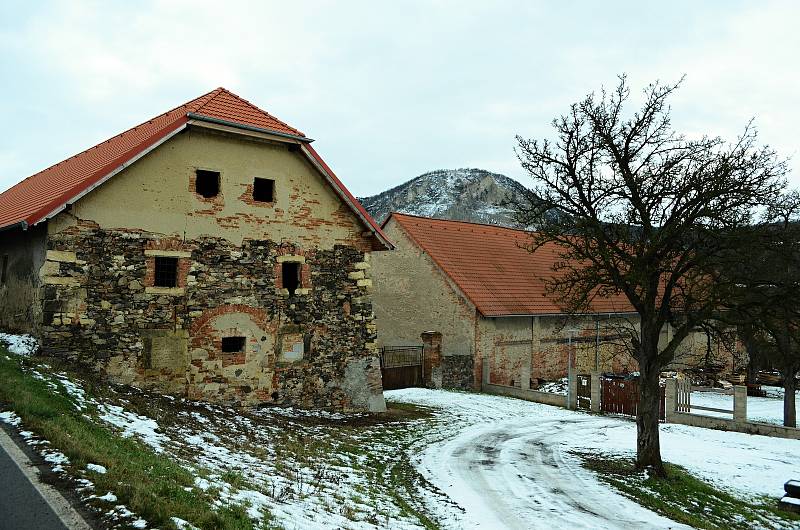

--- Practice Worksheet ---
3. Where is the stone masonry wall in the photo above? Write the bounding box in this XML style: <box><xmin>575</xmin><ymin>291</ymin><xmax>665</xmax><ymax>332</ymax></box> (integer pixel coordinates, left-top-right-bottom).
<box><xmin>40</xmin><ymin>222</ymin><xmax>385</xmax><ymax>411</ymax></box>
<box><xmin>478</xmin><ymin>315</ymin><xmax>742</xmax><ymax>388</ymax></box>
<box><xmin>441</xmin><ymin>355</ymin><xmax>474</xmax><ymax>389</ymax></box>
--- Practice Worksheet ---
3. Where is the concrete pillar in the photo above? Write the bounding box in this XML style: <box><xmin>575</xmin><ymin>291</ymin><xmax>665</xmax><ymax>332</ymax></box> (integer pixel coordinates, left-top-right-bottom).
<box><xmin>664</xmin><ymin>378</ymin><xmax>677</xmax><ymax>422</ymax></box>
<box><xmin>521</xmin><ymin>353</ymin><xmax>533</xmax><ymax>390</ymax></box>
<box><xmin>733</xmin><ymin>385</ymin><xmax>747</xmax><ymax>423</ymax></box>
<box><xmin>590</xmin><ymin>371</ymin><xmax>601</xmax><ymax>412</ymax></box>
<box><xmin>567</xmin><ymin>365</ymin><xmax>578</xmax><ymax>410</ymax></box>
<box><xmin>421</xmin><ymin>331</ymin><xmax>443</xmax><ymax>389</ymax></box>
<box><xmin>482</xmin><ymin>356</ymin><xmax>490</xmax><ymax>388</ymax></box>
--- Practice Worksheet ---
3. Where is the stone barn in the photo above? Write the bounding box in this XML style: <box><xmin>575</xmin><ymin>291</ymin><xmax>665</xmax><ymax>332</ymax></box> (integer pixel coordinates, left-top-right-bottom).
<box><xmin>0</xmin><ymin>88</ymin><xmax>391</xmax><ymax>412</ymax></box>
<box><xmin>371</xmin><ymin>213</ymin><xmax>742</xmax><ymax>390</ymax></box>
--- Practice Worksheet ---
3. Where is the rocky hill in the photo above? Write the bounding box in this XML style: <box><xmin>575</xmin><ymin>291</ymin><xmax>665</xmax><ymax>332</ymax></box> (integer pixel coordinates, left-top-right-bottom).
<box><xmin>358</xmin><ymin>168</ymin><xmax>529</xmax><ymax>228</ymax></box>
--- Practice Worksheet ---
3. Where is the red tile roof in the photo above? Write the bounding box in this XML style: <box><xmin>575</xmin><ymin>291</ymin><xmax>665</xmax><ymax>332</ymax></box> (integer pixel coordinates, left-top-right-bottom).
<box><xmin>0</xmin><ymin>88</ymin><xmax>389</xmax><ymax>248</ymax></box>
<box><xmin>389</xmin><ymin>213</ymin><xmax>634</xmax><ymax>316</ymax></box>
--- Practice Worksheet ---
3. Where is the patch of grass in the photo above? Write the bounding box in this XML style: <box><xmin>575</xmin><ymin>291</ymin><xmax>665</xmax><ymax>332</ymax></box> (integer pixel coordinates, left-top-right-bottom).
<box><xmin>577</xmin><ymin>453</ymin><xmax>800</xmax><ymax>529</ymax></box>
<box><xmin>0</xmin><ymin>350</ymin><xmax>258</xmax><ymax>530</ymax></box>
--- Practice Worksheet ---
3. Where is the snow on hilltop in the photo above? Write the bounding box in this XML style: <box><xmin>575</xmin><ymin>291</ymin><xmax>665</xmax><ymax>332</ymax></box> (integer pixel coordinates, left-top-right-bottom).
<box><xmin>358</xmin><ymin>168</ymin><xmax>529</xmax><ymax>228</ymax></box>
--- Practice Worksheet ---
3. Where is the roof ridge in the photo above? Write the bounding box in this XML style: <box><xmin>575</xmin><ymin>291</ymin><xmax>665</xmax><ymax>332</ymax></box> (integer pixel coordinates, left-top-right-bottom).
<box><xmin>188</xmin><ymin>87</ymin><xmax>226</xmax><ymax>114</ymax></box>
<box><xmin>191</xmin><ymin>87</ymin><xmax>305</xmax><ymax>137</ymax></box>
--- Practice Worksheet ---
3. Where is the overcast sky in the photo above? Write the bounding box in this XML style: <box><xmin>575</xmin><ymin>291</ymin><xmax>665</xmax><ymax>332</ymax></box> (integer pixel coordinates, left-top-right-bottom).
<box><xmin>1</xmin><ymin>0</ymin><xmax>798</xmax><ymax>197</ymax></box>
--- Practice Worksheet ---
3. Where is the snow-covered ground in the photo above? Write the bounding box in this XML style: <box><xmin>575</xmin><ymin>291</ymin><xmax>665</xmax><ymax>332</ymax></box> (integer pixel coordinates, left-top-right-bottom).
<box><xmin>691</xmin><ymin>387</ymin><xmax>800</xmax><ymax>424</ymax></box>
<box><xmin>0</xmin><ymin>332</ymin><xmax>38</xmax><ymax>356</ymax></box>
<box><xmin>388</xmin><ymin>388</ymin><xmax>799</xmax><ymax>529</ymax></box>
<box><xmin>2</xmin><ymin>335</ymin><xmax>798</xmax><ymax>530</ymax></box>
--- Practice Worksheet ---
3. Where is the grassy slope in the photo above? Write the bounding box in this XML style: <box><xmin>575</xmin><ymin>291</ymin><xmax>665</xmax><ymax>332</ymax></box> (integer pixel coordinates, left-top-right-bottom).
<box><xmin>0</xmin><ymin>348</ymin><xmax>262</xmax><ymax>530</ymax></box>
<box><xmin>578</xmin><ymin>454</ymin><xmax>800</xmax><ymax>529</ymax></box>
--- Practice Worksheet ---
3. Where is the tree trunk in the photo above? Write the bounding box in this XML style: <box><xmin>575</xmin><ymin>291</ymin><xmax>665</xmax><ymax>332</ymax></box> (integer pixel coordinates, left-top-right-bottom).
<box><xmin>636</xmin><ymin>354</ymin><xmax>665</xmax><ymax>477</ymax></box>
<box><xmin>783</xmin><ymin>371</ymin><xmax>797</xmax><ymax>428</ymax></box>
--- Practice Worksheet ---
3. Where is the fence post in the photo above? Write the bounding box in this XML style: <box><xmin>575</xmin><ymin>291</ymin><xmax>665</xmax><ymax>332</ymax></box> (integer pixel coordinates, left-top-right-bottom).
<box><xmin>568</xmin><ymin>365</ymin><xmax>578</xmax><ymax>410</ymax></box>
<box><xmin>590</xmin><ymin>371</ymin><xmax>601</xmax><ymax>412</ymax></box>
<box><xmin>421</xmin><ymin>331</ymin><xmax>443</xmax><ymax>389</ymax></box>
<box><xmin>664</xmin><ymin>378</ymin><xmax>677</xmax><ymax>422</ymax></box>
<box><xmin>733</xmin><ymin>385</ymin><xmax>747</xmax><ymax>423</ymax></box>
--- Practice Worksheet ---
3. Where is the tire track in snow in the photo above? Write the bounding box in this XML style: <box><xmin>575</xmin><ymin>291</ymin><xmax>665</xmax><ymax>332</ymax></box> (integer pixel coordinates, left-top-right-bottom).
<box><xmin>421</xmin><ymin>416</ymin><xmax>688</xmax><ymax>529</ymax></box>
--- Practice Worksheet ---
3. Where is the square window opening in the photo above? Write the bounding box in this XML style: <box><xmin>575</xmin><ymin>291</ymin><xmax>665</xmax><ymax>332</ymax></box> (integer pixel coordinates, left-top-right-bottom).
<box><xmin>221</xmin><ymin>336</ymin><xmax>246</xmax><ymax>353</ymax></box>
<box><xmin>253</xmin><ymin>178</ymin><xmax>275</xmax><ymax>202</ymax></box>
<box><xmin>282</xmin><ymin>262</ymin><xmax>300</xmax><ymax>295</ymax></box>
<box><xmin>195</xmin><ymin>169</ymin><xmax>220</xmax><ymax>198</ymax></box>
<box><xmin>0</xmin><ymin>255</ymin><xmax>7</xmax><ymax>285</ymax></box>
<box><xmin>154</xmin><ymin>256</ymin><xmax>179</xmax><ymax>288</ymax></box>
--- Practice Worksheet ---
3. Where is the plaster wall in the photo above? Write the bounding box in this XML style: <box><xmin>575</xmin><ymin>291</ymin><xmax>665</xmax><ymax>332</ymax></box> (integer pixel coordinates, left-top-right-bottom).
<box><xmin>48</xmin><ymin>126</ymin><xmax>372</xmax><ymax>251</ymax></box>
<box><xmin>371</xmin><ymin>218</ymin><xmax>476</xmax><ymax>356</ymax></box>
<box><xmin>480</xmin><ymin>313</ymin><xmax>742</xmax><ymax>388</ymax></box>
<box><xmin>0</xmin><ymin>224</ymin><xmax>47</xmax><ymax>333</ymax></box>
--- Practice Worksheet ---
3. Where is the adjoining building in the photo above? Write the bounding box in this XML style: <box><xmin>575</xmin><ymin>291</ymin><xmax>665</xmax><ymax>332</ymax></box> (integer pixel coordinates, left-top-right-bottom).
<box><xmin>371</xmin><ymin>213</ymin><xmax>741</xmax><ymax>390</ymax></box>
<box><xmin>0</xmin><ymin>88</ymin><xmax>390</xmax><ymax>411</ymax></box>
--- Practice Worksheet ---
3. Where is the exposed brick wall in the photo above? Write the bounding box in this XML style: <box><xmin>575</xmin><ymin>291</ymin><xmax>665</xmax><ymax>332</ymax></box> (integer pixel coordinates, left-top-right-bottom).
<box><xmin>478</xmin><ymin>315</ymin><xmax>741</xmax><ymax>387</ymax></box>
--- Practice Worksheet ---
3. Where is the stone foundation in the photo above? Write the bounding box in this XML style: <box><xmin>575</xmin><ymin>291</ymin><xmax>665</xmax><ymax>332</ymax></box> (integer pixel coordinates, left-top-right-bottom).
<box><xmin>39</xmin><ymin>224</ymin><xmax>385</xmax><ymax>411</ymax></box>
<box><xmin>441</xmin><ymin>355</ymin><xmax>475</xmax><ymax>390</ymax></box>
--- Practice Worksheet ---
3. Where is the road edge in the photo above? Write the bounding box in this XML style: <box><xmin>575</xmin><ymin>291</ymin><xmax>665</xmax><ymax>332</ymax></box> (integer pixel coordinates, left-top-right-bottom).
<box><xmin>0</xmin><ymin>426</ymin><xmax>92</xmax><ymax>530</ymax></box>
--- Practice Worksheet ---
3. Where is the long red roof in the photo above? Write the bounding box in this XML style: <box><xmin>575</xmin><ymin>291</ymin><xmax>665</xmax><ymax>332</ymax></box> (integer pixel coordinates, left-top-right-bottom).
<box><xmin>390</xmin><ymin>213</ymin><xmax>634</xmax><ymax>316</ymax></box>
<box><xmin>0</xmin><ymin>88</ymin><xmax>389</xmax><ymax>248</ymax></box>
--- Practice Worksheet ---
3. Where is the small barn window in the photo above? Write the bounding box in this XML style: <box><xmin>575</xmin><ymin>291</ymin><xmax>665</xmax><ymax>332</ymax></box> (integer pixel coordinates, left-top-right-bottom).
<box><xmin>195</xmin><ymin>169</ymin><xmax>220</xmax><ymax>198</ymax></box>
<box><xmin>252</xmin><ymin>178</ymin><xmax>274</xmax><ymax>202</ymax></box>
<box><xmin>154</xmin><ymin>257</ymin><xmax>178</xmax><ymax>287</ymax></box>
<box><xmin>0</xmin><ymin>255</ymin><xmax>8</xmax><ymax>285</ymax></box>
<box><xmin>221</xmin><ymin>336</ymin><xmax>246</xmax><ymax>353</ymax></box>
<box><xmin>282</xmin><ymin>262</ymin><xmax>300</xmax><ymax>295</ymax></box>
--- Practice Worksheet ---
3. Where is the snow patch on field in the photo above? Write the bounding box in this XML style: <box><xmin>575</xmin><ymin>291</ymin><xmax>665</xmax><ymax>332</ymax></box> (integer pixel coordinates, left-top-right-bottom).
<box><xmin>0</xmin><ymin>410</ymin><xmax>22</xmax><ymax>427</ymax></box>
<box><xmin>171</xmin><ymin>517</ymin><xmax>199</xmax><ymax>530</ymax></box>
<box><xmin>98</xmin><ymin>404</ymin><xmax>169</xmax><ymax>452</ymax></box>
<box><xmin>87</xmin><ymin>463</ymin><xmax>107</xmax><ymax>474</ymax></box>
<box><xmin>96</xmin><ymin>492</ymin><xmax>118</xmax><ymax>502</ymax></box>
<box><xmin>0</xmin><ymin>333</ymin><xmax>38</xmax><ymax>356</ymax></box>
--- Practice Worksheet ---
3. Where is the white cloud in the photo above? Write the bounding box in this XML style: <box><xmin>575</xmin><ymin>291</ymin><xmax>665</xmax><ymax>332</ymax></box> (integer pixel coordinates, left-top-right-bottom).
<box><xmin>0</xmin><ymin>0</ymin><xmax>797</xmax><ymax>196</ymax></box>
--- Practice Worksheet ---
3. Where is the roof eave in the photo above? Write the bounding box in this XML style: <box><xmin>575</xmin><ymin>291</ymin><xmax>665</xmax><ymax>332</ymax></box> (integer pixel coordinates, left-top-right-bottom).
<box><xmin>300</xmin><ymin>145</ymin><xmax>393</xmax><ymax>251</ymax></box>
<box><xmin>0</xmin><ymin>220</ymin><xmax>29</xmax><ymax>233</ymax></box>
<box><xmin>187</xmin><ymin>113</ymin><xmax>313</xmax><ymax>144</ymax></box>
<box><xmin>481</xmin><ymin>311</ymin><xmax>640</xmax><ymax>318</ymax></box>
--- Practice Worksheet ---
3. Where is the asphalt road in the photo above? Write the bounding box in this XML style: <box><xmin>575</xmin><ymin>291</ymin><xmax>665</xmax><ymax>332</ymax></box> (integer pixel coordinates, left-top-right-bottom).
<box><xmin>0</xmin><ymin>433</ymin><xmax>71</xmax><ymax>530</ymax></box>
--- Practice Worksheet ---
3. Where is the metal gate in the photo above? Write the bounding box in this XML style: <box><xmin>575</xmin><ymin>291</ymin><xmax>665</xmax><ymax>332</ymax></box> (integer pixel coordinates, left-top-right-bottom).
<box><xmin>600</xmin><ymin>376</ymin><xmax>666</xmax><ymax>421</ymax></box>
<box><xmin>379</xmin><ymin>346</ymin><xmax>424</xmax><ymax>390</ymax></box>
<box><xmin>577</xmin><ymin>374</ymin><xmax>591</xmax><ymax>409</ymax></box>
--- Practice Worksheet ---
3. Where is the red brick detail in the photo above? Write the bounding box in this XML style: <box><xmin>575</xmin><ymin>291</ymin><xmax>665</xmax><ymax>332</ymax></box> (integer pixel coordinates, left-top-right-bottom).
<box><xmin>142</xmin><ymin>240</ymin><xmax>192</xmax><ymax>289</ymax></box>
<box><xmin>421</xmin><ymin>331</ymin><xmax>442</xmax><ymax>387</ymax></box>
<box><xmin>273</xmin><ymin>245</ymin><xmax>312</xmax><ymax>291</ymax></box>
<box><xmin>188</xmin><ymin>171</ymin><xmax>225</xmax><ymax>214</ymax></box>
<box><xmin>238</xmin><ymin>183</ymin><xmax>275</xmax><ymax>208</ymax></box>
<box><xmin>190</xmin><ymin>304</ymin><xmax>270</xmax><ymax>339</ymax></box>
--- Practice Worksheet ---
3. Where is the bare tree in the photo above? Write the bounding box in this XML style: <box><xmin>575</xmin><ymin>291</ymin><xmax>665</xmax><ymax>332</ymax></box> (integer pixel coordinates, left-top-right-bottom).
<box><xmin>717</xmin><ymin>192</ymin><xmax>800</xmax><ymax>427</ymax></box>
<box><xmin>513</xmin><ymin>76</ymin><xmax>786</xmax><ymax>475</ymax></box>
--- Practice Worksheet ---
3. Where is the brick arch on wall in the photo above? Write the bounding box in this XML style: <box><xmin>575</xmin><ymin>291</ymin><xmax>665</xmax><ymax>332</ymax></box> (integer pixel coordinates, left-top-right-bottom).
<box><xmin>190</xmin><ymin>304</ymin><xmax>271</xmax><ymax>337</ymax></box>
